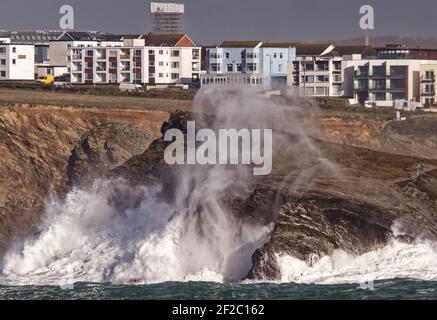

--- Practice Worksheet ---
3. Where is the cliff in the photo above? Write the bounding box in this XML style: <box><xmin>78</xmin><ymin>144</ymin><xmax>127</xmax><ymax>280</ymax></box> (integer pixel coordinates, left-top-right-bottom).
<box><xmin>0</xmin><ymin>104</ymin><xmax>168</xmax><ymax>254</ymax></box>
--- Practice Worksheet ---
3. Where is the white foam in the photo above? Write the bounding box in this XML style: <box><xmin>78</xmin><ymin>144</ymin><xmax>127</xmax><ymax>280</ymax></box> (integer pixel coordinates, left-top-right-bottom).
<box><xmin>277</xmin><ymin>240</ymin><xmax>437</xmax><ymax>284</ymax></box>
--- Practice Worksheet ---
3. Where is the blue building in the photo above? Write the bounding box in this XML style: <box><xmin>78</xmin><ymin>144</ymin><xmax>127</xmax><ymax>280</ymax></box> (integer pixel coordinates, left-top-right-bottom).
<box><xmin>201</xmin><ymin>41</ymin><xmax>296</xmax><ymax>89</ymax></box>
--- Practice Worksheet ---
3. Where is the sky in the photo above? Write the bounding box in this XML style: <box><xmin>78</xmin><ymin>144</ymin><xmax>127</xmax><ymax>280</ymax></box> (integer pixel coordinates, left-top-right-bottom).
<box><xmin>0</xmin><ymin>0</ymin><xmax>435</xmax><ymax>45</ymax></box>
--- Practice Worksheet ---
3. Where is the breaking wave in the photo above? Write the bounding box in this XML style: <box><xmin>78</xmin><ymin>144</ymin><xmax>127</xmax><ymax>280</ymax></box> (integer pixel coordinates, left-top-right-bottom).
<box><xmin>276</xmin><ymin>240</ymin><xmax>437</xmax><ymax>285</ymax></box>
<box><xmin>0</xmin><ymin>178</ymin><xmax>272</xmax><ymax>285</ymax></box>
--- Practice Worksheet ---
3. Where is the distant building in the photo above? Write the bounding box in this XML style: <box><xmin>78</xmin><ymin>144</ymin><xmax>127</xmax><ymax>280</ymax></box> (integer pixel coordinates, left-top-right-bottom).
<box><xmin>48</xmin><ymin>31</ymin><xmax>124</xmax><ymax>68</ymax></box>
<box><xmin>201</xmin><ymin>41</ymin><xmax>296</xmax><ymax>89</ymax></box>
<box><xmin>150</xmin><ymin>2</ymin><xmax>184</xmax><ymax>34</ymax></box>
<box><xmin>340</xmin><ymin>45</ymin><xmax>437</xmax><ymax>107</ymax></box>
<box><xmin>343</xmin><ymin>56</ymin><xmax>437</xmax><ymax>107</ymax></box>
<box><xmin>68</xmin><ymin>33</ymin><xmax>200</xmax><ymax>85</ymax></box>
<box><xmin>289</xmin><ymin>44</ymin><xmax>376</xmax><ymax>97</ymax></box>
<box><xmin>0</xmin><ymin>43</ymin><xmax>35</xmax><ymax>80</ymax></box>
<box><xmin>0</xmin><ymin>30</ymin><xmax>63</xmax><ymax>64</ymax></box>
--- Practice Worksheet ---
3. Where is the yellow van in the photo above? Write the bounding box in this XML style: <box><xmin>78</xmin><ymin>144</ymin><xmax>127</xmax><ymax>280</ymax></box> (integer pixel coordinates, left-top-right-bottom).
<box><xmin>39</xmin><ymin>75</ymin><xmax>55</xmax><ymax>85</ymax></box>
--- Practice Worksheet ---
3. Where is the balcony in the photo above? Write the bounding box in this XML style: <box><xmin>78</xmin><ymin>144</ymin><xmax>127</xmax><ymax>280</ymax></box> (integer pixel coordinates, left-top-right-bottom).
<box><xmin>120</xmin><ymin>63</ymin><xmax>130</xmax><ymax>72</ymax></box>
<box><xmin>389</xmin><ymin>87</ymin><xmax>406</xmax><ymax>92</ymax></box>
<box><xmin>96</xmin><ymin>63</ymin><xmax>107</xmax><ymax>72</ymax></box>
<box><xmin>370</xmin><ymin>72</ymin><xmax>387</xmax><ymax>79</ymax></box>
<box><xmin>389</xmin><ymin>73</ymin><xmax>406</xmax><ymax>79</ymax></box>
<box><xmin>354</xmin><ymin>84</ymin><xmax>369</xmax><ymax>91</ymax></box>
<box><xmin>72</xmin><ymin>54</ymin><xmax>82</xmax><ymax>60</ymax></box>
<box><xmin>96</xmin><ymin>52</ymin><xmax>107</xmax><ymax>60</ymax></box>
<box><xmin>354</xmin><ymin>70</ymin><xmax>369</xmax><ymax>78</ymax></box>
<box><xmin>120</xmin><ymin>50</ymin><xmax>131</xmax><ymax>60</ymax></box>
<box><xmin>421</xmin><ymin>91</ymin><xmax>435</xmax><ymax>96</ymax></box>
<box><xmin>421</xmin><ymin>75</ymin><xmax>435</xmax><ymax>82</ymax></box>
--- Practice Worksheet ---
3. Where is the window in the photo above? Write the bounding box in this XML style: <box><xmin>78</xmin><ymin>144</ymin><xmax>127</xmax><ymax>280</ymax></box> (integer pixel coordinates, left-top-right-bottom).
<box><xmin>274</xmin><ymin>53</ymin><xmax>277</xmax><ymax>59</ymax></box>
<box><xmin>12</xmin><ymin>47</ymin><xmax>16</xmax><ymax>53</ymax></box>
<box><xmin>171</xmin><ymin>73</ymin><xmax>179</xmax><ymax>79</ymax></box>
<box><xmin>246</xmin><ymin>63</ymin><xmax>257</xmax><ymax>72</ymax></box>
<box><xmin>149</xmin><ymin>50</ymin><xmax>155</xmax><ymax>54</ymax></box>
<box><xmin>305</xmin><ymin>87</ymin><xmax>314</xmax><ymax>95</ymax></box>
<box><xmin>304</xmin><ymin>75</ymin><xmax>314</xmax><ymax>83</ymax></box>
<box><xmin>159</xmin><ymin>61</ymin><xmax>164</xmax><ymax>66</ymax></box>
<box><xmin>315</xmin><ymin>87</ymin><xmax>327</xmax><ymax>95</ymax></box>
<box><xmin>86</xmin><ymin>50</ymin><xmax>94</xmax><ymax>57</ymax></box>
<box><xmin>134</xmin><ymin>50</ymin><xmax>142</xmax><ymax>56</ymax></box>
<box><xmin>192</xmin><ymin>49</ymin><xmax>200</xmax><ymax>60</ymax></box>
<box><xmin>278</xmin><ymin>64</ymin><xmax>282</xmax><ymax>72</ymax></box>
<box><xmin>159</xmin><ymin>73</ymin><xmax>164</xmax><ymax>78</ymax></box>
<box><xmin>304</xmin><ymin>63</ymin><xmax>314</xmax><ymax>71</ymax></box>
<box><xmin>0</xmin><ymin>59</ymin><xmax>5</xmax><ymax>65</ymax></box>
<box><xmin>375</xmin><ymin>93</ymin><xmax>386</xmax><ymax>101</ymax></box>
<box><xmin>280</xmin><ymin>53</ymin><xmax>283</xmax><ymax>59</ymax></box>
<box><xmin>159</xmin><ymin>50</ymin><xmax>164</xmax><ymax>55</ymax></box>
<box><xmin>171</xmin><ymin>62</ymin><xmax>180</xmax><ymax>68</ymax></box>
<box><xmin>0</xmin><ymin>71</ymin><xmax>5</xmax><ymax>77</ymax></box>
<box><xmin>211</xmin><ymin>63</ymin><xmax>221</xmax><ymax>72</ymax></box>
<box><xmin>192</xmin><ymin>62</ymin><xmax>200</xmax><ymax>71</ymax></box>
<box><xmin>225</xmin><ymin>52</ymin><xmax>230</xmax><ymax>59</ymax></box>
<box><xmin>227</xmin><ymin>64</ymin><xmax>233</xmax><ymax>72</ymax></box>
<box><xmin>246</xmin><ymin>53</ymin><xmax>258</xmax><ymax>59</ymax></box>
<box><xmin>0</xmin><ymin>47</ymin><xmax>5</xmax><ymax>54</ymax></box>
<box><xmin>171</xmin><ymin>50</ymin><xmax>180</xmax><ymax>57</ymax></box>
<box><xmin>317</xmin><ymin>75</ymin><xmax>329</xmax><ymax>83</ymax></box>
<box><xmin>236</xmin><ymin>64</ymin><xmax>242</xmax><ymax>72</ymax></box>
<box><xmin>210</xmin><ymin>53</ymin><xmax>221</xmax><ymax>59</ymax></box>
<box><xmin>12</xmin><ymin>59</ymin><xmax>16</xmax><ymax>65</ymax></box>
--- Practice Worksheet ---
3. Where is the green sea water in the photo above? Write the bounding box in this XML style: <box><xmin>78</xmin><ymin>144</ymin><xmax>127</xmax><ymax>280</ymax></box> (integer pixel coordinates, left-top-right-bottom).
<box><xmin>0</xmin><ymin>279</ymin><xmax>436</xmax><ymax>300</ymax></box>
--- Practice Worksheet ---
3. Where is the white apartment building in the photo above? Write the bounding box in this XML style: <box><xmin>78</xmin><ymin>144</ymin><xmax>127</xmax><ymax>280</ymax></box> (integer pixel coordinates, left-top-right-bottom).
<box><xmin>49</xmin><ymin>31</ymin><xmax>123</xmax><ymax>67</ymax></box>
<box><xmin>0</xmin><ymin>43</ymin><xmax>35</xmax><ymax>80</ymax></box>
<box><xmin>201</xmin><ymin>41</ymin><xmax>296</xmax><ymax>89</ymax></box>
<box><xmin>69</xmin><ymin>34</ymin><xmax>201</xmax><ymax>85</ymax></box>
<box><xmin>288</xmin><ymin>44</ymin><xmax>375</xmax><ymax>97</ymax></box>
<box><xmin>342</xmin><ymin>55</ymin><xmax>437</xmax><ymax>107</ymax></box>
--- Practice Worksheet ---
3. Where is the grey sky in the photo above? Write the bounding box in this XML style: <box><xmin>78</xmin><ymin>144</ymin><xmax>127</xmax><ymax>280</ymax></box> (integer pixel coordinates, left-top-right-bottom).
<box><xmin>0</xmin><ymin>0</ymin><xmax>434</xmax><ymax>44</ymax></box>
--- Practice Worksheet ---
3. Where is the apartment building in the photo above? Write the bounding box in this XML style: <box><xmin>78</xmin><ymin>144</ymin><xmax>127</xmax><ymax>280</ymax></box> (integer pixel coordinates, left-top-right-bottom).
<box><xmin>49</xmin><ymin>31</ymin><xmax>123</xmax><ymax>67</ymax></box>
<box><xmin>288</xmin><ymin>44</ymin><xmax>376</xmax><ymax>97</ymax></box>
<box><xmin>341</xmin><ymin>45</ymin><xmax>437</xmax><ymax>107</ymax></box>
<box><xmin>0</xmin><ymin>43</ymin><xmax>35</xmax><ymax>80</ymax></box>
<box><xmin>69</xmin><ymin>34</ymin><xmax>201</xmax><ymax>85</ymax></box>
<box><xmin>343</xmin><ymin>56</ymin><xmax>437</xmax><ymax>107</ymax></box>
<box><xmin>201</xmin><ymin>41</ymin><xmax>296</xmax><ymax>89</ymax></box>
<box><xmin>0</xmin><ymin>30</ymin><xmax>64</xmax><ymax>64</ymax></box>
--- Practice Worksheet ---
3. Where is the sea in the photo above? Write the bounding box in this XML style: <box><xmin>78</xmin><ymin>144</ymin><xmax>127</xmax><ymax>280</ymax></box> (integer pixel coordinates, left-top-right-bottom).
<box><xmin>0</xmin><ymin>279</ymin><xmax>436</xmax><ymax>300</ymax></box>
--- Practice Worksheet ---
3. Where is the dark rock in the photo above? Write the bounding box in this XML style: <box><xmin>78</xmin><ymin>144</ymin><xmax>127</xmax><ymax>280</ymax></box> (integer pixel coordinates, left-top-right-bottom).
<box><xmin>67</xmin><ymin>123</ymin><xmax>153</xmax><ymax>188</ymax></box>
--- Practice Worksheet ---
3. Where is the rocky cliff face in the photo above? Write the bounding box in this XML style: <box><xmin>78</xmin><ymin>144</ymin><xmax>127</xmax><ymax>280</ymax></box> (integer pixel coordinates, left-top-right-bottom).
<box><xmin>0</xmin><ymin>104</ymin><xmax>168</xmax><ymax>254</ymax></box>
<box><xmin>67</xmin><ymin>123</ymin><xmax>154</xmax><ymax>188</ymax></box>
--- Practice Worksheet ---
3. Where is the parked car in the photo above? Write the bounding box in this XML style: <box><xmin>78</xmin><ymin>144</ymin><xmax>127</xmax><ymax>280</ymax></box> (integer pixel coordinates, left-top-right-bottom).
<box><xmin>119</xmin><ymin>83</ymin><xmax>144</xmax><ymax>92</ymax></box>
<box><xmin>53</xmin><ymin>75</ymin><xmax>72</xmax><ymax>88</ymax></box>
